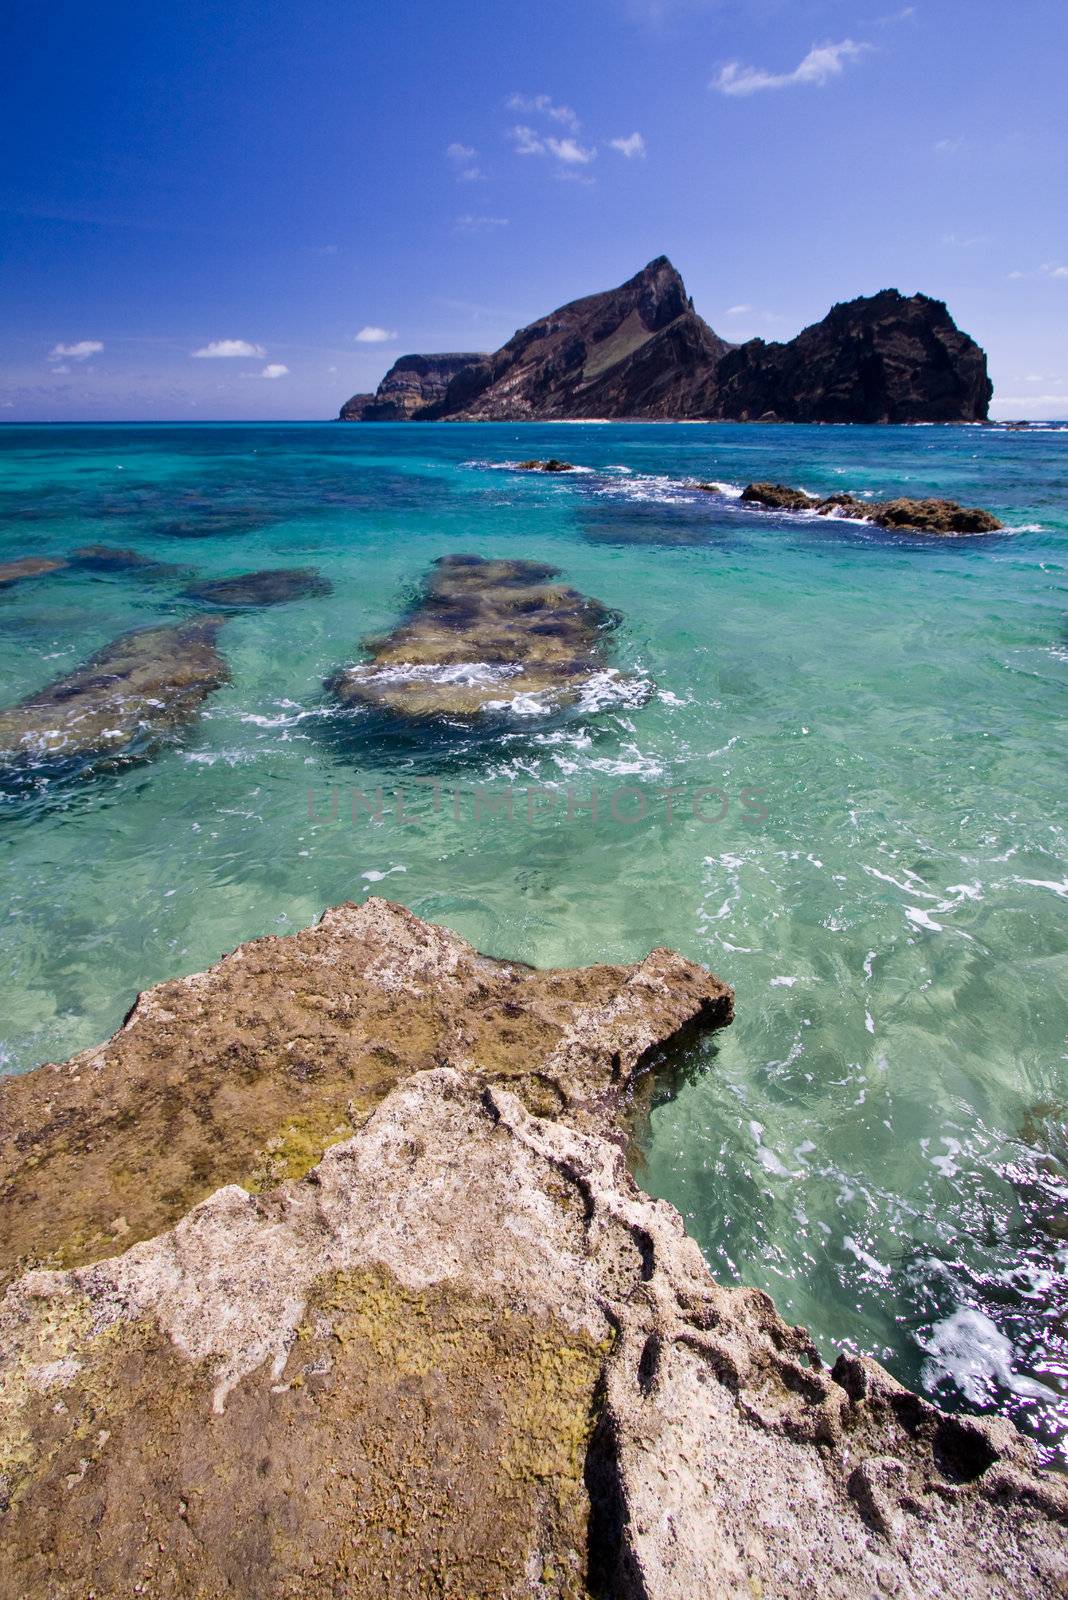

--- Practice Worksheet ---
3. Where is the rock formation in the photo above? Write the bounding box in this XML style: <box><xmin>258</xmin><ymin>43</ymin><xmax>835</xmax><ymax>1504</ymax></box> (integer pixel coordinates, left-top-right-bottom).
<box><xmin>516</xmin><ymin>459</ymin><xmax>576</xmax><ymax>473</ymax></box>
<box><xmin>715</xmin><ymin>290</ymin><xmax>994</xmax><ymax>423</ymax></box>
<box><xmin>0</xmin><ymin>617</ymin><xmax>230</xmax><ymax>780</ymax></box>
<box><xmin>338</xmin><ymin>261</ymin><xmax>993</xmax><ymax>424</ymax></box>
<box><xmin>341</xmin><ymin>354</ymin><xmax>488</xmax><ymax>421</ymax></box>
<box><xmin>328</xmin><ymin>553</ymin><xmax>634</xmax><ymax>718</ymax></box>
<box><xmin>0</xmin><ymin>900</ymin><xmax>1063</xmax><ymax>1598</ymax></box>
<box><xmin>68</xmin><ymin>545</ymin><xmax>181</xmax><ymax>577</ymax></box>
<box><xmin>741</xmin><ymin>482</ymin><xmax>1003</xmax><ymax>533</ymax></box>
<box><xmin>182</xmin><ymin>567</ymin><xmax>333</xmax><ymax>607</ymax></box>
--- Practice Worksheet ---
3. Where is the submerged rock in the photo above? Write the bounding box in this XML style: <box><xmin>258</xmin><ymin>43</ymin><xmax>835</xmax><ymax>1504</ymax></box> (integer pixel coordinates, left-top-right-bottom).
<box><xmin>741</xmin><ymin>481</ymin><xmax>1003</xmax><ymax>533</ymax></box>
<box><xmin>329</xmin><ymin>553</ymin><xmax>634</xmax><ymax>717</ymax></box>
<box><xmin>68</xmin><ymin>545</ymin><xmax>182</xmax><ymax>577</ymax></box>
<box><xmin>0</xmin><ymin>900</ymin><xmax>1062</xmax><ymax>1598</ymax></box>
<box><xmin>0</xmin><ymin>556</ymin><xmax>67</xmax><ymax>588</ymax></box>
<box><xmin>0</xmin><ymin>617</ymin><xmax>229</xmax><ymax>777</ymax></box>
<box><xmin>515</xmin><ymin>458</ymin><xmax>575</xmax><ymax>473</ymax></box>
<box><xmin>181</xmin><ymin>566</ymin><xmax>333</xmax><ymax>608</ymax></box>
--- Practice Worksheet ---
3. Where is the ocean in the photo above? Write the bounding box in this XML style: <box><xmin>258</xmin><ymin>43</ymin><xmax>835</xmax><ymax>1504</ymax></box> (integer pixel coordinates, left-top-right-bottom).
<box><xmin>1</xmin><ymin>418</ymin><xmax>1065</xmax><ymax>1462</ymax></box>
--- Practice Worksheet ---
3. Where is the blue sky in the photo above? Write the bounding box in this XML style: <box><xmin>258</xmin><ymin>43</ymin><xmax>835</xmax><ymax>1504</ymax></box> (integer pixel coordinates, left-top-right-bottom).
<box><xmin>2</xmin><ymin>0</ymin><xmax>1065</xmax><ymax>420</ymax></box>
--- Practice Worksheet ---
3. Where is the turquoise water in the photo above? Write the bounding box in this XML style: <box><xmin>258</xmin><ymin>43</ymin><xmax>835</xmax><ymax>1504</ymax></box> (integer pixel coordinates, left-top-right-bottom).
<box><xmin>1</xmin><ymin>420</ymin><xmax>1066</xmax><ymax>1462</ymax></box>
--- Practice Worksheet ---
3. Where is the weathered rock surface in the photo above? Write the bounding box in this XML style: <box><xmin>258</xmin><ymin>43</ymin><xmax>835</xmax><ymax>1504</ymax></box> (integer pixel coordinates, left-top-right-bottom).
<box><xmin>0</xmin><ymin>617</ymin><xmax>230</xmax><ymax>778</ymax></box>
<box><xmin>0</xmin><ymin>556</ymin><xmax>67</xmax><ymax>588</ymax></box>
<box><xmin>181</xmin><ymin>566</ymin><xmax>333</xmax><ymax>607</ymax></box>
<box><xmin>516</xmin><ymin>459</ymin><xmax>576</xmax><ymax>473</ymax></box>
<box><xmin>329</xmin><ymin>554</ymin><xmax>634</xmax><ymax>718</ymax></box>
<box><xmin>0</xmin><ymin>900</ymin><xmax>1063</xmax><ymax>1599</ymax></box>
<box><xmin>715</xmin><ymin>290</ymin><xmax>993</xmax><ymax>423</ymax></box>
<box><xmin>740</xmin><ymin>481</ymin><xmax>1004</xmax><ymax>534</ymax></box>
<box><xmin>341</xmin><ymin>353</ymin><xmax>488</xmax><ymax>421</ymax></box>
<box><xmin>339</xmin><ymin>262</ymin><xmax>993</xmax><ymax>424</ymax></box>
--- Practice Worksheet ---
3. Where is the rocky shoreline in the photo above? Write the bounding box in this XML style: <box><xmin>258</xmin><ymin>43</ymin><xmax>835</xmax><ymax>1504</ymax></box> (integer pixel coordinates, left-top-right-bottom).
<box><xmin>0</xmin><ymin>900</ymin><xmax>1063</xmax><ymax>1597</ymax></box>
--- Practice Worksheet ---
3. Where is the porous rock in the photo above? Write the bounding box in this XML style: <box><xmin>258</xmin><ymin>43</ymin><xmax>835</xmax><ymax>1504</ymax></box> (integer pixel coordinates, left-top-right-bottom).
<box><xmin>0</xmin><ymin>901</ymin><xmax>1062</xmax><ymax>1597</ymax></box>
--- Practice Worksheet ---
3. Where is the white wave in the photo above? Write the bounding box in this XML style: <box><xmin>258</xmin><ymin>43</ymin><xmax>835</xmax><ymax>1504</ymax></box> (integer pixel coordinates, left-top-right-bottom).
<box><xmin>343</xmin><ymin>660</ymin><xmax>523</xmax><ymax>688</ymax></box>
<box><xmin>574</xmin><ymin>669</ymin><xmax>653</xmax><ymax>712</ymax></box>
<box><xmin>920</xmin><ymin>1307</ymin><xmax>1056</xmax><ymax>1404</ymax></box>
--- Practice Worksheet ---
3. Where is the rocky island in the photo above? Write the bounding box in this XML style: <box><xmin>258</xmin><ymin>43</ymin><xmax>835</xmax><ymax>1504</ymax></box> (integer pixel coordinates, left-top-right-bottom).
<box><xmin>0</xmin><ymin>899</ymin><xmax>1062</xmax><ymax>1597</ymax></box>
<box><xmin>340</xmin><ymin>257</ymin><xmax>993</xmax><ymax>425</ymax></box>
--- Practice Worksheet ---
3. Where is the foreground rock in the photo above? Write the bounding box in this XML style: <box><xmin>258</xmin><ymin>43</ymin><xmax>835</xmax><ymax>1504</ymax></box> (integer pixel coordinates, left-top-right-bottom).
<box><xmin>340</xmin><ymin>259</ymin><xmax>993</xmax><ymax>424</ymax></box>
<box><xmin>329</xmin><ymin>553</ymin><xmax>633</xmax><ymax>717</ymax></box>
<box><xmin>0</xmin><ymin>556</ymin><xmax>67</xmax><ymax>588</ymax></box>
<box><xmin>182</xmin><ymin>566</ymin><xmax>333</xmax><ymax>607</ymax></box>
<box><xmin>0</xmin><ymin>901</ymin><xmax>1063</xmax><ymax>1599</ymax></box>
<box><xmin>0</xmin><ymin>617</ymin><xmax>229</xmax><ymax>777</ymax></box>
<box><xmin>741</xmin><ymin>481</ymin><xmax>1004</xmax><ymax>533</ymax></box>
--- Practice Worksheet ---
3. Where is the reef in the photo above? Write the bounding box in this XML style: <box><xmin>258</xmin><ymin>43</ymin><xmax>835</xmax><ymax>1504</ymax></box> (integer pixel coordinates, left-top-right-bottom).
<box><xmin>0</xmin><ymin>556</ymin><xmax>67</xmax><ymax>589</ymax></box>
<box><xmin>0</xmin><ymin>617</ymin><xmax>230</xmax><ymax>778</ymax></box>
<box><xmin>741</xmin><ymin>482</ymin><xmax>1004</xmax><ymax>534</ymax></box>
<box><xmin>68</xmin><ymin>545</ymin><xmax>181</xmax><ymax>577</ymax></box>
<box><xmin>0</xmin><ymin>900</ymin><xmax>1063</xmax><ymax>1598</ymax></box>
<box><xmin>516</xmin><ymin>459</ymin><xmax>576</xmax><ymax>473</ymax></box>
<box><xmin>181</xmin><ymin>567</ymin><xmax>333</xmax><ymax>607</ymax></box>
<box><xmin>328</xmin><ymin>553</ymin><xmax>633</xmax><ymax>718</ymax></box>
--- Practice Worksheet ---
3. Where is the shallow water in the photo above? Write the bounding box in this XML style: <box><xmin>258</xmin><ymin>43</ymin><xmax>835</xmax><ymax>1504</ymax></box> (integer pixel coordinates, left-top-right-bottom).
<box><xmin>1</xmin><ymin>419</ymin><xmax>1066</xmax><ymax>1461</ymax></box>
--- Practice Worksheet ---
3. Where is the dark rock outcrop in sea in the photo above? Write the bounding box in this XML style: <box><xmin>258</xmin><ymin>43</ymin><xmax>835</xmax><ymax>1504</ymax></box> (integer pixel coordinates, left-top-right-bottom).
<box><xmin>328</xmin><ymin>553</ymin><xmax>632</xmax><ymax>718</ymax></box>
<box><xmin>182</xmin><ymin>567</ymin><xmax>333</xmax><ymax>607</ymax></box>
<box><xmin>338</xmin><ymin>259</ymin><xmax>993</xmax><ymax>424</ymax></box>
<box><xmin>716</xmin><ymin>290</ymin><xmax>994</xmax><ymax>423</ymax></box>
<box><xmin>0</xmin><ymin>617</ymin><xmax>230</xmax><ymax>778</ymax></box>
<box><xmin>0</xmin><ymin>556</ymin><xmax>68</xmax><ymax>589</ymax></box>
<box><xmin>341</xmin><ymin>353</ymin><xmax>487</xmax><ymax>421</ymax></box>
<box><xmin>0</xmin><ymin>899</ymin><xmax>1063</xmax><ymax>1598</ymax></box>
<box><xmin>741</xmin><ymin>481</ymin><xmax>1004</xmax><ymax>533</ymax></box>
<box><xmin>516</xmin><ymin>458</ymin><xmax>576</xmax><ymax>472</ymax></box>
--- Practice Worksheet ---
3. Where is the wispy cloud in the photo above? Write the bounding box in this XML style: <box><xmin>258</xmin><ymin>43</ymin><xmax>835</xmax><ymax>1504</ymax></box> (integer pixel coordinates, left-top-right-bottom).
<box><xmin>510</xmin><ymin>125</ymin><xmax>596</xmax><ymax>164</ymax></box>
<box><xmin>1007</xmin><ymin>262</ymin><xmax>1068</xmax><ymax>282</ymax></box>
<box><xmin>192</xmin><ymin>339</ymin><xmax>266</xmax><ymax>358</ymax></box>
<box><xmin>941</xmin><ymin>231</ymin><xmax>987</xmax><ymax>247</ymax></box>
<box><xmin>354</xmin><ymin>325</ymin><xmax>397</xmax><ymax>343</ymax></box>
<box><xmin>48</xmin><ymin>340</ymin><xmax>103</xmax><ymax>361</ymax></box>
<box><xmin>934</xmin><ymin>135</ymin><xmax>966</xmax><ymax>154</ymax></box>
<box><xmin>455</xmin><ymin>214</ymin><xmax>509</xmax><ymax>233</ymax></box>
<box><xmin>713</xmin><ymin>39</ymin><xmax>870</xmax><ymax>96</ymax></box>
<box><xmin>506</xmin><ymin>93</ymin><xmax>580</xmax><ymax>131</ymax></box>
<box><xmin>445</xmin><ymin>141</ymin><xmax>483</xmax><ymax>181</ymax></box>
<box><xmin>261</xmin><ymin>363</ymin><xmax>289</xmax><ymax>379</ymax></box>
<box><xmin>725</xmin><ymin>304</ymin><xmax>753</xmax><ymax>315</ymax></box>
<box><xmin>608</xmin><ymin>132</ymin><xmax>646</xmax><ymax>158</ymax></box>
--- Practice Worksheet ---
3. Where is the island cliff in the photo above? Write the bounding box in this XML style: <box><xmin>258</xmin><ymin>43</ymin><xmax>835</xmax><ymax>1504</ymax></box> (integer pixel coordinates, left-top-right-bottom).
<box><xmin>339</xmin><ymin>258</ymin><xmax>992</xmax><ymax>424</ymax></box>
<box><xmin>0</xmin><ymin>900</ymin><xmax>1062</xmax><ymax>1597</ymax></box>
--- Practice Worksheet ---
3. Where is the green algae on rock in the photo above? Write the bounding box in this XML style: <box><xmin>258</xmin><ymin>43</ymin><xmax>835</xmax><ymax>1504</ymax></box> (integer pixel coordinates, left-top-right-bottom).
<box><xmin>741</xmin><ymin>481</ymin><xmax>1003</xmax><ymax>533</ymax></box>
<box><xmin>0</xmin><ymin>616</ymin><xmax>230</xmax><ymax>779</ymax></box>
<box><xmin>0</xmin><ymin>905</ymin><xmax>1063</xmax><ymax>1598</ymax></box>
<box><xmin>328</xmin><ymin>554</ymin><xmax>639</xmax><ymax>718</ymax></box>
<box><xmin>0</xmin><ymin>898</ymin><xmax>731</xmax><ymax>1285</ymax></box>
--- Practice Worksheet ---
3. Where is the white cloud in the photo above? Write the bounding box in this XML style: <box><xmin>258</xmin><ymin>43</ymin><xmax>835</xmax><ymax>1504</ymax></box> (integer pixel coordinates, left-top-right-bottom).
<box><xmin>455</xmin><ymin>214</ymin><xmax>510</xmax><ymax>232</ymax></box>
<box><xmin>355</xmin><ymin>325</ymin><xmax>397</xmax><ymax>343</ymax></box>
<box><xmin>608</xmin><ymin>132</ymin><xmax>646</xmax><ymax>158</ymax></box>
<box><xmin>546</xmin><ymin>135</ymin><xmax>596</xmax><ymax>164</ymax></box>
<box><xmin>934</xmin><ymin>135</ymin><xmax>966</xmax><ymax>154</ymax></box>
<box><xmin>511</xmin><ymin>124</ymin><xmax>547</xmax><ymax>156</ymax></box>
<box><xmin>713</xmin><ymin>39</ymin><xmax>870</xmax><ymax>96</ymax></box>
<box><xmin>261</xmin><ymin>363</ymin><xmax>289</xmax><ymax>379</ymax></box>
<box><xmin>48</xmin><ymin>340</ymin><xmax>103</xmax><ymax>361</ymax></box>
<box><xmin>726</xmin><ymin>304</ymin><xmax>753</xmax><ymax>315</ymax></box>
<box><xmin>446</xmin><ymin>141</ymin><xmax>484</xmax><ymax>180</ymax></box>
<box><xmin>506</xmin><ymin>94</ymin><xmax>579</xmax><ymax>131</ymax></box>
<box><xmin>192</xmin><ymin>339</ymin><xmax>266</xmax><ymax>358</ymax></box>
<box><xmin>50</xmin><ymin>364</ymin><xmax>71</xmax><ymax>375</ymax></box>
